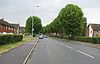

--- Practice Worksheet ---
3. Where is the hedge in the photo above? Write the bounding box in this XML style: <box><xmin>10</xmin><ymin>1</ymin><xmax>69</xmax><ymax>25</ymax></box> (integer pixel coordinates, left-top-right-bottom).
<box><xmin>0</xmin><ymin>35</ymin><xmax>23</xmax><ymax>45</ymax></box>
<box><xmin>52</xmin><ymin>35</ymin><xmax>100</xmax><ymax>44</ymax></box>
<box><xmin>50</xmin><ymin>35</ymin><xmax>100</xmax><ymax>44</ymax></box>
<box><xmin>67</xmin><ymin>36</ymin><xmax>100</xmax><ymax>44</ymax></box>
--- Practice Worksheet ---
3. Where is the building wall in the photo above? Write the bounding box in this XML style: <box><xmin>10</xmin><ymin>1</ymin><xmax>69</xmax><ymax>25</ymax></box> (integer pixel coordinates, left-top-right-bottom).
<box><xmin>0</xmin><ymin>24</ymin><xmax>14</xmax><ymax>34</ymax></box>
<box><xmin>19</xmin><ymin>27</ymin><xmax>25</xmax><ymax>35</ymax></box>
<box><xmin>94</xmin><ymin>31</ymin><xmax>100</xmax><ymax>37</ymax></box>
<box><xmin>17</xmin><ymin>27</ymin><xmax>19</xmax><ymax>34</ymax></box>
<box><xmin>88</xmin><ymin>25</ymin><xmax>93</xmax><ymax>37</ymax></box>
<box><xmin>0</xmin><ymin>19</ymin><xmax>20</xmax><ymax>35</ymax></box>
<box><xmin>13</xmin><ymin>27</ymin><xmax>19</xmax><ymax>34</ymax></box>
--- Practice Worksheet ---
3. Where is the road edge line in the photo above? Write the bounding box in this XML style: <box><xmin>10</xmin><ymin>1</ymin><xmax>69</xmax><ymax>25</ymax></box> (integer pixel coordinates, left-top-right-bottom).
<box><xmin>22</xmin><ymin>39</ymin><xmax>39</xmax><ymax>64</ymax></box>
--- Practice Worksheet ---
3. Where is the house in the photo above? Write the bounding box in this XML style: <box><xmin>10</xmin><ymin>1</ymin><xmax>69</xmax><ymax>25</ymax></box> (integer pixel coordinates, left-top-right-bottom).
<box><xmin>0</xmin><ymin>18</ymin><xmax>14</xmax><ymax>34</ymax></box>
<box><xmin>0</xmin><ymin>18</ymin><xmax>20</xmax><ymax>34</ymax></box>
<box><xmin>19</xmin><ymin>27</ymin><xmax>25</xmax><ymax>35</ymax></box>
<box><xmin>86</xmin><ymin>24</ymin><xmax>100</xmax><ymax>37</ymax></box>
<box><xmin>10</xmin><ymin>24</ymin><xmax>20</xmax><ymax>34</ymax></box>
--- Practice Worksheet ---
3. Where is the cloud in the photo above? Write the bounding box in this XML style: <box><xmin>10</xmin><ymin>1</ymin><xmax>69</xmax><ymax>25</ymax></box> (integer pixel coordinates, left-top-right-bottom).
<box><xmin>83</xmin><ymin>8</ymin><xmax>100</xmax><ymax>24</ymax></box>
<box><xmin>0</xmin><ymin>0</ymin><xmax>33</xmax><ymax>26</ymax></box>
<box><xmin>0</xmin><ymin>0</ymin><xmax>100</xmax><ymax>26</ymax></box>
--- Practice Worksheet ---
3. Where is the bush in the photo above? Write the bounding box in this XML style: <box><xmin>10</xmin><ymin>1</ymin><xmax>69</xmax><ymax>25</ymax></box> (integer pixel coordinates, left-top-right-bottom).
<box><xmin>67</xmin><ymin>36</ymin><xmax>100</xmax><ymax>44</ymax></box>
<box><xmin>50</xmin><ymin>34</ymin><xmax>100</xmax><ymax>44</ymax></box>
<box><xmin>0</xmin><ymin>35</ymin><xmax>23</xmax><ymax>45</ymax></box>
<box><xmin>33</xmin><ymin>34</ymin><xmax>36</xmax><ymax>37</ymax></box>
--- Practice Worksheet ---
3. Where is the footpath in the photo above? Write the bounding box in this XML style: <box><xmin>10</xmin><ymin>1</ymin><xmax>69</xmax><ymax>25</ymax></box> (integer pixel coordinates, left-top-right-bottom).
<box><xmin>0</xmin><ymin>38</ymin><xmax>39</xmax><ymax>64</ymax></box>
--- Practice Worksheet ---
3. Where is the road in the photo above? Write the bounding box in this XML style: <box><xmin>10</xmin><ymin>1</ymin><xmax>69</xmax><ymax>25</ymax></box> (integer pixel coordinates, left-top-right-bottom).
<box><xmin>26</xmin><ymin>38</ymin><xmax>100</xmax><ymax>64</ymax></box>
<box><xmin>0</xmin><ymin>39</ymin><xmax>38</xmax><ymax>64</ymax></box>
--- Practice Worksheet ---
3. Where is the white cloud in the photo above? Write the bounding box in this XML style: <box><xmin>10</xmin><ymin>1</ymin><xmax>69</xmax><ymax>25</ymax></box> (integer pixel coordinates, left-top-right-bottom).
<box><xmin>0</xmin><ymin>0</ymin><xmax>100</xmax><ymax>26</ymax></box>
<box><xmin>83</xmin><ymin>8</ymin><xmax>100</xmax><ymax>24</ymax></box>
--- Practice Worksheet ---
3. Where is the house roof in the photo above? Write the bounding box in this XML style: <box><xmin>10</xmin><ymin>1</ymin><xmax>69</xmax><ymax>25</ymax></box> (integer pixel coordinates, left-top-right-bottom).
<box><xmin>89</xmin><ymin>24</ymin><xmax>100</xmax><ymax>31</ymax></box>
<box><xmin>0</xmin><ymin>19</ymin><xmax>10</xmax><ymax>26</ymax></box>
<box><xmin>10</xmin><ymin>24</ymin><xmax>19</xmax><ymax>28</ymax></box>
<box><xmin>0</xmin><ymin>18</ymin><xmax>19</xmax><ymax>28</ymax></box>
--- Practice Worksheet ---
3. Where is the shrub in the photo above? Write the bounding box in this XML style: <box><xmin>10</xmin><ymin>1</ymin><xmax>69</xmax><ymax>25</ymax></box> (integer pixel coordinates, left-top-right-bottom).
<box><xmin>0</xmin><ymin>35</ymin><xmax>23</xmax><ymax>45</ymax></box>
<box><xmin>33</xmin><ymin>34</ymin><xmax>36</xmax><ymax>37</ymax></box>
<box><xmin>51</xmin><ymin>34</ymin><xmax>100</xmax><ymax>44</ymax></box>
<box><xmin>67</xmin><ymin>36</ymin><xmax>100</xmax><ymax>44</ymax></box>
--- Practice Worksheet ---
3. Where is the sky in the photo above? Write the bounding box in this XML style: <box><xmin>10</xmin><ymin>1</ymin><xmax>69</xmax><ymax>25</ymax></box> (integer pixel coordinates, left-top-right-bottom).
<box><xmin>0</xmin><ymin>0</ymin><xmax>100</xmax><ymax>27</ymax></box>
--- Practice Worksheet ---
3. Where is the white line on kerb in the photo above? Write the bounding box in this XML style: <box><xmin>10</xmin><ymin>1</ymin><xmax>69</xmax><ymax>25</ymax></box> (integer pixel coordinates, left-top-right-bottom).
<box><xmin>76</xmin><ymin>50</ymin><xmax>95</xmax><ymax>58</ymax></box>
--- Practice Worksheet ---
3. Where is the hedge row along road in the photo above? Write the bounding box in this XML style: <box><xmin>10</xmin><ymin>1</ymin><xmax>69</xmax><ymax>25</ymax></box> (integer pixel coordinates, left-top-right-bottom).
<box><xmin>0</xmin><ymin>35</ymin><xmax>23</xmax><ymax>45</ymax></box>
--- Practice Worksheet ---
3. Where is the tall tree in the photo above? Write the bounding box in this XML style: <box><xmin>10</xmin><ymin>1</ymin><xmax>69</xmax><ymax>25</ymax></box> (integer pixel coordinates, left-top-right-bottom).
<box><xmin>52</xmin><ymin>18</ymin><xmax>63</xmax><ymax>36</ymax></box>
<box><xmin>58</xmin><ymin>4</ymin><xmax>85</xmax><ymax>36</ymax></box>
<box><xmin>25</xmin><ymin>16</ymin><xmax>42</xmax><ymax>35</ymax></box>
<box><xmin>25</xmin><ymin>16</ymin><xmax>32</xmax><ymax>35</ymax></box>
<box><xmin>41</xmin><ymin>26</ymin><xmax>47</xmax><ymax>34</ymax></box>
<box><xmin>82</xmin><ymin>17</ymin><xmax>87</xmax><ymax>36</ymax></box>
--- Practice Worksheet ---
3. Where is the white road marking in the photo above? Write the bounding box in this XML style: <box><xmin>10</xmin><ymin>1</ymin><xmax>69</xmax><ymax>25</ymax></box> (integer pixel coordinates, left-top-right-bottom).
<box><xmin>76</xmin><ymin>50</ymin><xmax>95</xmax><ymax>58</ymax></box>
<box><xmin>65</xmin><ymin>45</ymin><xmax>73</xmax><ymax>49</ymax></box>
<box><xmin>55</xmin><ymin>42</ymin><xmax>63</xmax><ymax>45</ymax></box>
<box><xmin>55</xmin><ymin>41</ymin><xmax>95</xmax><ymax>59</ymax></box>
<box><xmin>56</xmin><ymin>42</ymin><xmax>73</xmax><ymax>49</ymax></box>
<box><xmin>59</xmin><ymin>43</ymin><xmax>64</xmax><ymax>45</ymax></box>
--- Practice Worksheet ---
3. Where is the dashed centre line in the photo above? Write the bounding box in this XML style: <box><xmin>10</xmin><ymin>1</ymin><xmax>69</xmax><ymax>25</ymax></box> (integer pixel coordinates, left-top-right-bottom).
<box><xmin>76</xmin><ymin>50</ymin><xmax>95</xmax><ymax>59</ymax></box>
<box><xmin>56</xmin><ymin>42</ymin><xmax>73</xmax><ymax>49</ymax></box>
<box><xmin>55</xmin><ymin>42</ymin><xmax>96</xmax><ymax>59</ymax></box>
<box><xmin>65</xmin><ymin>45</ymin><xmax>73</xmax><ymax>49</ymax></box>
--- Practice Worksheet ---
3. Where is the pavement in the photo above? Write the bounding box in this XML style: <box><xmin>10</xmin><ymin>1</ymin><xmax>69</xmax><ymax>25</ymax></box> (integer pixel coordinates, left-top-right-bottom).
<box><xmin>0</xmin><ymin>38</ymin><xmax>38</xmax><ymax>64</ymax></box>
<box><xmin>26</xmin><ymin>38</ymin><xmax>100</xmax><ymax>64</ymax></box>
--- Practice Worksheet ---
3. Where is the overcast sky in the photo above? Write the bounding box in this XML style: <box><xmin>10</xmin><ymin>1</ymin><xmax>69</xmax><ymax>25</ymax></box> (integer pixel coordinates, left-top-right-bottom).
<box><xmin>0</xmin><ymin>0</ymin><xmax>100</xmax><ymax>26</ymax></box>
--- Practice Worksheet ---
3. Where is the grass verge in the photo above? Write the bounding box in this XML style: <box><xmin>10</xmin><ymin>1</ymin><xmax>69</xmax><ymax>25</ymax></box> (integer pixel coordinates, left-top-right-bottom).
<box><xmin>0</xmin><ymin>36</ymin><xmax>34</xmax><ymax>54</ymax></box>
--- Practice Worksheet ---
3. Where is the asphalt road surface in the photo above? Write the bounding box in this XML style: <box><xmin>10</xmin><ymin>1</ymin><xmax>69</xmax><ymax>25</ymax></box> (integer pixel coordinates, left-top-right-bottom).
<box><xmin>26</xmin><ymin>38</ymin><xmax>100</xmax><ymax>64</ymax></box>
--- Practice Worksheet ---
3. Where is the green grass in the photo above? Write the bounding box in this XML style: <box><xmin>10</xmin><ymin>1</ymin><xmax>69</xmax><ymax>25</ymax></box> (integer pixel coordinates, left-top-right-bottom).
<box><xmin>21</xmin><ymin>36</ymin><xmax>33</xmax><ymax>43</ymax></box>
<box><xmin>0</xmin><ymin>36</ymin><xmax>34</xmax><ymax>54</ymax></box>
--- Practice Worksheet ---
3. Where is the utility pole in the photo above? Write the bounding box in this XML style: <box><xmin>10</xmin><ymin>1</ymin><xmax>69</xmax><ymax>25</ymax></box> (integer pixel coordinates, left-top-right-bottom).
<box><xmin>32</xmin><ymin>6</ymin><xmax>39</xmax><ymax>36</ymax></box>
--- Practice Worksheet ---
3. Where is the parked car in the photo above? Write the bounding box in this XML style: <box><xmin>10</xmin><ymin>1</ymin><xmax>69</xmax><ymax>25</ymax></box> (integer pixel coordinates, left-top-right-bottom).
<box><xmin>39</xmin><ymin>35</ymin><xmax>43</xmax><ymax>39</ymax></box>
<box><xmin>44</xmin><ymin>35</ymin><xmax>47</xmax><ymax>38</ymax></box>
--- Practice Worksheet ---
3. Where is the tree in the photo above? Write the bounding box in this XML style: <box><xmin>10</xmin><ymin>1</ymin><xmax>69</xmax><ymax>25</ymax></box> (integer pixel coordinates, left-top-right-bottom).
<box><xmin>51</xmin><ymin>17</ymin><xmax>64</xmax><ymax>36</ymax></box>
<box><xmin>25</xmin><ymin>16</ymin><xmax>42</xmax><ymax>35</ymax></box>
<box><xmin>82</xmin><ymin>17</ymin><xmax>87</xmax><ymax>36</ymax></box>
<box><xmin>25</xmin><ymin>16</ymin><xmax>32</xmax><ymax>35</ymax></box>
<box><xmin>42</xmin><ymin>4</ymin><xmax>86</xmax><ymax>37</ymax></box>
<box><xmin>32</xmin><ymin>16</ymin><xmax>42</xmax><ymax>34</ymax></box>
<box><xmin>58</xmin><ymin>4</ymin><xmax>85</xmax><ymax>36</ymax></box>
<box><xmin>41</xmin><ymin>26</ymin><xmax>47</xmax><ymax>34</ymax></box>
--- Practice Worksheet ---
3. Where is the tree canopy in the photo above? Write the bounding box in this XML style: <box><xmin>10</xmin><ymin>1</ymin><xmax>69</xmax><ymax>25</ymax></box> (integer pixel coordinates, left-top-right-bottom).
<box><xmin>58</xmin><ymin>4</ymin><xmax>85</xmax><ymax>36</ymax></box>
<box><xmin>25</xmin><ymin>16</ymin><xmax>42</xmax><ymax>35</ymax></box>
<box><xmin>42</xmin><ymin>4</ymin><xmax>87</xmax><ymax>37</ymax></box>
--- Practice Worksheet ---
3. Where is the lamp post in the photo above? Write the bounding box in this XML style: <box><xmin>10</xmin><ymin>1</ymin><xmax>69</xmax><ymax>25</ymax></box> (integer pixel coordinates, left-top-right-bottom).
<box><xmin>32</xmin><ymin>6</ymin><xmax>39</xmax><ymax>36</ymax></box>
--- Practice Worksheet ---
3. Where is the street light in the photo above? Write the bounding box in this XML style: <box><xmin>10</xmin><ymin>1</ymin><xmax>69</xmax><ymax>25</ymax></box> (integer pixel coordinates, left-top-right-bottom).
<box><xmin>32</xmin><ymin>6</ymin><xmax>39</xmax><ymax>36</ymax></box>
